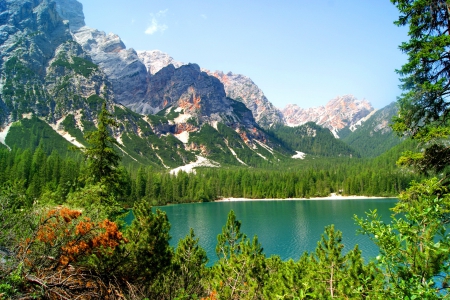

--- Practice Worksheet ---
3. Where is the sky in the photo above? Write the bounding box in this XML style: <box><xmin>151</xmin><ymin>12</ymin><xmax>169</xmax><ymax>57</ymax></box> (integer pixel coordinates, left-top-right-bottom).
<box><xmin>78</xmin><ymin>0</ymin><xmax>409</xmax><ymax>109</ymax></box>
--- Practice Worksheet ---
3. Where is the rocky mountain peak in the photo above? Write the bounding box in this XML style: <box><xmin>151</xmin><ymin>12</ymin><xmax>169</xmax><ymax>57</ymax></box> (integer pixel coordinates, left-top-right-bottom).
<box><xmin>137</xmin><ymin>49</ymin><xmax>185</xmax><ymax>75</ymax></box>
<box><xmin>54</xmin><ymin>0</ymin><xmax>85</xmax><ymax>31</ymax></box>
<box><xmin>204</xmin><ymin>70</ymin><xmax>284</xmax><ymax>127</ymax></box>
<box><xmin>134</xmin><ymin>49</ymin><xmax>283</xmax><ymax>128</ymax></box>
<box><xmin>282</xmin><ymin>95</ymin><xmax>374</xmax><ymax>138</ymax></box>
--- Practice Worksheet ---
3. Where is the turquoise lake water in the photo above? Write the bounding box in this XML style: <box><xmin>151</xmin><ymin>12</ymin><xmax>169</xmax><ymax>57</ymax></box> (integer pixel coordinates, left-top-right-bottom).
<box><xmin>150</xmin><ymin>198</ymin><xmax>397</xmax><ymax>265</ymax></box>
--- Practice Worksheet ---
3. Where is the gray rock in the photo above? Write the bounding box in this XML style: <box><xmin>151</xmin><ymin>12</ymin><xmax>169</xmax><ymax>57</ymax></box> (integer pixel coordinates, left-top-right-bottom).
<box><xmin>72</xmin><ymin>27</ymin><xmax>149</xmax><ymax>107</ymax></box>
<box><xmin>54</xmin><ymin>0</ymin><xmax>85</xmax><ymax>31</ymax></box>
<box><xmin>145</xmin><ymin>63</ymin><xmax>233</xmax><ymax>121</ymax></box>
<box><xmin>137</xmin><ymin>49</ymin><xmax>185</xmax><ymax>75</ymax></box>
<box><xmin>205</xmin><ymin>70</ymin><xmax>284</xmax><ymax>127</ymax></box>
<box><xmin>136</xmin><ymin>49</ymin><xmax>284</xmax><ymax>128</ymax></box>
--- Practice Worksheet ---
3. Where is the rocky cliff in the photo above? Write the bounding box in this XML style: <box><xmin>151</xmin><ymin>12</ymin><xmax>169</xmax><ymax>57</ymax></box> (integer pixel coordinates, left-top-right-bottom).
<box><xmin>205</xmin><ymin>70</ymin><xmax>284</xmax><ymax>127</ymax></box>
<box><xmin>136</xmin><ymin>50</ymin><xmax>284</xmax><ymax>128</ymax></box>
<box><xmin>281</xmin><ymin>95</ymin><xmax>374</xmax><ymax>138</ymax></box>
<box><xmin>0</xmin><ymin>0</ymin><xmax>109</xmax><ymax>125</ymax></box>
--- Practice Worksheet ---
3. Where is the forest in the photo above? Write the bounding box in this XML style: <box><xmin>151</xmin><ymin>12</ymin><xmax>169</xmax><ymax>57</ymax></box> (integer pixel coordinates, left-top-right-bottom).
<box><xmin>2</xmin><ymin>0</ymin><xmax>450</xmax><ymax>299</ymax></box>
<box><xmin>0</xmin><ymin>137</ymin><xmax>422</xmax><ymax>207</ymax></box>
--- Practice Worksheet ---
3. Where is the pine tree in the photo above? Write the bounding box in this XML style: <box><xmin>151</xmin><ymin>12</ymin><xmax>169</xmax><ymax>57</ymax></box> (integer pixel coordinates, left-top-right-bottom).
<box><xmin>391</xmin><ymin>0</ymin><xmax>450</xmax><ymax>176</ymax></box>
<box><xmin>82</xmin><ymin>101</ymin><xmax>121</xmax><ymax>194</ymax></box>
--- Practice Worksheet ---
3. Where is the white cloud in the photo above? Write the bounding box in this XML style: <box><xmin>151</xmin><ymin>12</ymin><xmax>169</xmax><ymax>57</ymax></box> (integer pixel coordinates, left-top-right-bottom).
<box><xmin>144</xmin><ymin>9</ymin><xmax>168</xmax><ymax>35</ymax></box>
<box><xmin>157</xmin><ymin>9</ymin><xmax>168</xmax><ymax>17</ymax></box>
<box><xmin>201</xmin><ymin>14</ymin><xmax>207</xmax><ymax>19</ymax></box>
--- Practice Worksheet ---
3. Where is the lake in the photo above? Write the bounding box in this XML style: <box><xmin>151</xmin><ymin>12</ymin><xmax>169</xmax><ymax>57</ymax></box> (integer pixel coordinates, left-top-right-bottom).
<box><xmin>149</xmin><ymin>198</ymin><xmax>397</xmax><ymax>265</ymax></box>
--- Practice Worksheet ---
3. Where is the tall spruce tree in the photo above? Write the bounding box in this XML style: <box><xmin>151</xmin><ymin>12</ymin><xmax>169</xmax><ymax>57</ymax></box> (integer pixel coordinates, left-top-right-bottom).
<box><xmin>83</xmin><ymin>101</ymin><xmax>121</xmax><ymax>194</ymax></box>
<box><xmin>391</xmin><ymin>0</ymin><xmax>450</xmax><ymax>175</ymax></box>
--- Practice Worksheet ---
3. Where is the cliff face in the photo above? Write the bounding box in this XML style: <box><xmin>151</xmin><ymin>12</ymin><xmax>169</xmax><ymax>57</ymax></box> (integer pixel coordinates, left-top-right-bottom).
<box><xmin>72</xmin><ymin>27</ymin><xmax>150</xmax><ymax>109</ymax></box>
<box><xmin>135</xmin><ymin>50</ymin><xmax>284</xmax><ymax>128</ymax></box>
<box><xmin>143</xmin><ymin>64</ymin><xmax>230</xmax><ymax>117</ymax></box>
<box><xmin>281</xmin><ymin>95</ymin><xmax>374</xmax><ymax>138</ymax></box>
<box><xmin>205</xmin><ymin>70</ymin><xmax>284</xmax><ymax>127</ymax></box>
<box><xmin>0</xmin><ymin>0</ymin><xmax>110</xmax><ymax>125</ymax></box>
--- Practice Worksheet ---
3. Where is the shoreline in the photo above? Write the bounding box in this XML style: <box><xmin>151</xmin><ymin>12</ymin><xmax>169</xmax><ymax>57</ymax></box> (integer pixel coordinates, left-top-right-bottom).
<box><xmin>215</xmin><ymin>193</ymin><xmax>393</xmax><ymax>202</ymax></box>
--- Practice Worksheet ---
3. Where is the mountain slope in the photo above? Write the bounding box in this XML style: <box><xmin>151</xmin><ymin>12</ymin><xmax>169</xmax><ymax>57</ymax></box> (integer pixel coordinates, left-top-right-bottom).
<box><xmin>342</xmin><ymin>102</ymin><xmax>401</xmax><ymax>157</ymax></box>
<box><xmin>269</xmin><ymin>123</ymin><xmax>360</xmax><ymax>157</ymax></box>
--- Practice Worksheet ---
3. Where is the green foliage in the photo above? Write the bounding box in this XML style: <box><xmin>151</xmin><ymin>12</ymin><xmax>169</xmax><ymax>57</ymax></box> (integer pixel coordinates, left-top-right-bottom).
<box><xmin>119</xmin><ymin>200</ymin><xmax>173</xmax><ymax>284</ymax></box>
<box><xmin>0</xmin><ymin>263</ymin><xmax>24</xmax><ymax>298</ymax></box>
<box><xmin>356</xmin><ymin>178</ymin><xmax>450</xmax><ymax>298</ymax></box>
<box><xmin>86</xmin><ymin>94</ymin><xmax>104</xmax><ymax>111</ymax></box>
<box><xmin>211</xmin><ymin>210</ymin><xmax>266</xmax><ymax>299</ymax></box>
<box><xmin>82</xmin><ymin>102</ymin><xmax>121</xmax><ymax>194</ymax></box>
<box><xmin>391</xmin><ymin>0</ymin><xmax>450</xmax><ymax>176</ymax></box>
<box><xmin>5</xmin><ymin>116</ymin><xmax>73</xmax><ymax>157</ymax></box>
<box><xmin>168</xmin><ymin>228</ymin><xmax>208</xmax><ymax>297</ymax></box>
<box><xmin>51</xmin><ymin>55</ymin><xmax>98</xmax><ymax>78</ymax></box>
<box><xmin>303</xmin><ymin>225</ymin><xmax>382</xmax><ymax>299</ymax></box>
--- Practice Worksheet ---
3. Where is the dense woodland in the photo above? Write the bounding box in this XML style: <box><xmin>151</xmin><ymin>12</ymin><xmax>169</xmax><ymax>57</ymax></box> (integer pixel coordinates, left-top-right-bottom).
<box><xmin>2</xmin><ymin>0</ymin><xmax>450</xmax><ymax>299</ymax></box>
<box><xmin>0</xmin><ymin>137</ymin><xmax>422</xmax><ymax>208</ymax></box>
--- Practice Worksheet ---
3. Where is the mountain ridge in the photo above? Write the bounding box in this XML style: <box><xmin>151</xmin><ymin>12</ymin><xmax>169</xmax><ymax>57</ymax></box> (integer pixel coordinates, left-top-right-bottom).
<box><xmin>0</xmin><ymin>0</ymin><xmax>399</xmax><ymax>171</ymax></box>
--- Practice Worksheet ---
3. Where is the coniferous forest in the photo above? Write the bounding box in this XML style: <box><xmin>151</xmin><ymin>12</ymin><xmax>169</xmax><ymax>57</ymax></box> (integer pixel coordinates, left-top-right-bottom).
<box><xmin>2</xmin><ymin>1</ymin><xmax>450</xmax><ymax>299</ymax></box>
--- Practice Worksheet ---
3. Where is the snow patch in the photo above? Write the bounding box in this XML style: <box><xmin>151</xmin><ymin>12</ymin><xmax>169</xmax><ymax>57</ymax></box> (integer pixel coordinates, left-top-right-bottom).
<box><xmin>292</xmin><ymin>151</ymin><xmax>306</xmax><ymax>159</ymax></box>
<box><xmin>254</xmin><ymin>140</ymin><xmax>274</xmax><ymax>154</ymax></box>
<box><xmin>174</xmin><ymin>107</ymin><xmax>183</xmax><ymax>113</ymax></box>
<box><xmin>49</xmin><ymin>118</ymin><xmax>85</xmax><ymax>149</ymax></box>
<box><xmin>0</xmin><ymin>123</ymin><xmax>12</xmax><ymax>150</ymax></box>
<box><xmin>349</xmin><ymin>109</ymin><xmax>377</xmax><ymax>131</ymax></box>
<box><xmin>174</xmin><ymin>131</ymin><xmax>189</xmax><ymax>143</ymax></box>
<box><xmin>116</xmin><ymin>133</ymin><xmax>124</xmax><ymax>146</ymax></box>
<box><xmin>170</xmin><ymin>156</ymin><xmax>220</xmax><ymax>175</ymax></box>
<box><xmin>211</xmin><ymin>121</ymin><xmax>218</xmax><ymax>130</ymax></box>
<box><xmin>174</xmin><ymin>113</ymin><xmax>192</xmax><ymax>124</ymax></box>
<box><xmin>228</xmin><ymin>146</ymin><xmax>247</xmax><ymax>165</ymax></box>
<box><xmin>116</xmin><ymin>144</ymin><xmax>138</xmax><ymax>162</ymax></box>
<box><xmin>74</xmin><ymin>109</ymin><xmax>84</xmax><ymax>132</ymax></box>
<box><xmin>22</xmin><ymin>113</ymin><xmax>33</xmax><ymax>119</ymax></box>
<box><xmin>256</xmin><ymin>152</ymin><xmax>267</xmax><ymax>160</ymax></box>
<box><xmin>331</xmin><ymin>129</ymin><xmax>339</xmax><ymax>139</ymax></box>
<box><xmin>155</xmin><ymin>153</ymin><xmax>170</xmax><ymax>169</ymax></box>
<box><xmin>224</xmin><ymin>139</ymin><xmax>247</xmax><ymax>165</ymax></box>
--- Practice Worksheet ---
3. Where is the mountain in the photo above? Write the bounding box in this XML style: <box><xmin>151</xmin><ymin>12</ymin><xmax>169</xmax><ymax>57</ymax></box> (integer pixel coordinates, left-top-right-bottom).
<box><xmin>342</xmin><ymin>102</ymin><xmax>402</xmax><ymax>157</ymax></box>
<box><xmin>281</xmin><ymin>95</ymin><xmax>374</xmax><ymax>138</ymax></box>
<box><xmin>0</xmin><ymin>0</ymin><xmax>291</xmax><ymax>170</ymax></box>
<box><xmin>136</xmin><ymin>50</ymin><xmax>284</xmax><ymax>128</ymax></box>
<box><xmin>205</xmin><ymin>70</ymin><xmax>284</xmax><ymax>128</ymax></box>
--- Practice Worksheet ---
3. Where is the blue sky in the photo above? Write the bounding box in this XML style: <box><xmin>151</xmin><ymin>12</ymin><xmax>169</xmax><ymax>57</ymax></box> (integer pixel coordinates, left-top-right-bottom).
<box><xmin>78</xmin><ymin>0</ymin><xmax>408</xmax><ymax>109</ymax></box>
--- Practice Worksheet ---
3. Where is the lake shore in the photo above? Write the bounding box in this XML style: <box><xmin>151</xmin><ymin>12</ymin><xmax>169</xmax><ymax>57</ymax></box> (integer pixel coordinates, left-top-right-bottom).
<box><xmin>216</xmin><ymin>193</ymin><xmax>392</xmax><ymax>202</ymax></box>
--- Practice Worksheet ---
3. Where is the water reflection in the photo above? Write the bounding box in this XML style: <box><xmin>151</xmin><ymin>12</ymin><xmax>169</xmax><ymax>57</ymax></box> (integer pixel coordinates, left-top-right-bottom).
<box><xmin>154</xmin><ymin>199</ymin><xmax>396</xmax><ymax>265</ymax></box>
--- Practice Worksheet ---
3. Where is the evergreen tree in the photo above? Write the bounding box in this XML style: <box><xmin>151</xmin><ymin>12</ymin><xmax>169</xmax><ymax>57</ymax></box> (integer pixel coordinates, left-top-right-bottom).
<box><xmin>82</xmin><ymin>101</ymin><xmax>121</xmax><ymax>195</ymax></box>
<box><xmin>212</xmin><ymin>210</ymin><xmax>266</xmax><ymax>299</ymax></box>
<box><xmin>120</xmin><ymin>200</ymin><xmax>172</xmax><ymax>285</ymax></box>
<box><xmin>391</xmin><ymin>0</ymin><xmax>450</xmax><ymax>176</ymax></box>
